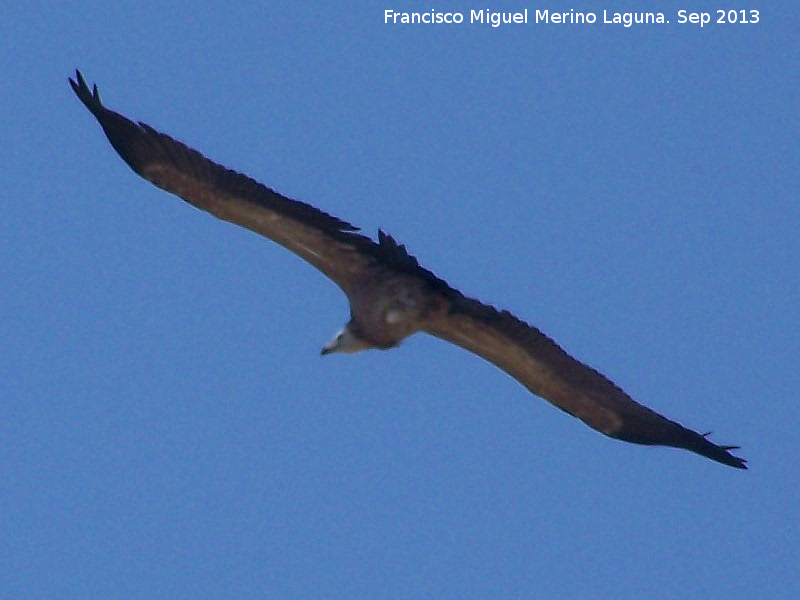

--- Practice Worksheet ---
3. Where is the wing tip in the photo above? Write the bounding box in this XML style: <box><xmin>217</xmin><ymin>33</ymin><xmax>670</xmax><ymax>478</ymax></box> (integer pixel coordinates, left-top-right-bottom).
<box><xmin>670</xmin><ymin>431</ymin><xmax>748</xmax><ymax>469</ymax></box>
<box><xmin>613</xmin><ymin>422</ymin><xmax>748</xmax><ymax>469</ymax></box>
<box><xmin>699</xmin><ymin>432</ymin><xmax>748</xmax><ymax>469</ymax></box>
<box><xmin>69</xmin><ymin>69</ymin><xmax>106</xmax><ymax>119</ymax></box>
<box><xmin>687</xmin><ymin>430</ymin><xmax>747</xmax><ymax>469</ymax></box>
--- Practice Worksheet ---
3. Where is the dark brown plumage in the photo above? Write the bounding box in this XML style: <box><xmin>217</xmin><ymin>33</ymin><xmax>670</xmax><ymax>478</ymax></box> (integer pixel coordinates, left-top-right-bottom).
<box><xmin>70</xmin><ymin>70</ymin><xmax>746</xmax><ymax>469</ymax></box>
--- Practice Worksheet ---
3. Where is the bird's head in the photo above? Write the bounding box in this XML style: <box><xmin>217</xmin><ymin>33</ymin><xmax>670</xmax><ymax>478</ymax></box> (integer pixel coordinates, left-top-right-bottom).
<box><xmin>320</xmin><ymin>325</ymin><xmax>373</xmax><ymax>355</ymax></box>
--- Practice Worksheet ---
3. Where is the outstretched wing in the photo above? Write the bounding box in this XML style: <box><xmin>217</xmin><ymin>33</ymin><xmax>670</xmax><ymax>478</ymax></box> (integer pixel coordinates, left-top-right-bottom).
<box><xmin>69</xmin><ymin>70</ymin><xmax>381</xmax><ymax>296</ymax></box>
<box><xmin>422</xmin><ymin>294</ymin><xmax>747</xmax><ymax>469</ymax></box>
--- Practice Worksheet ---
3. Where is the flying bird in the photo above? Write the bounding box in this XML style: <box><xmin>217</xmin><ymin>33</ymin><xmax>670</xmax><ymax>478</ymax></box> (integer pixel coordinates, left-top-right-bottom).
<box><xmin>69</xmin><ymin>70</ymin><xmax>746</xmax><ymax>469</ymax></box>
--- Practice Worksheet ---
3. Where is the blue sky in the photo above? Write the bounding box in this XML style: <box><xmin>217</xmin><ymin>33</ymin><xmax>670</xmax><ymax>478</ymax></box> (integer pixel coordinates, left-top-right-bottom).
<box><xmin>2</xmin><ymin>2</ymin><xmax>798</xmax><ymax>598</ymax></box>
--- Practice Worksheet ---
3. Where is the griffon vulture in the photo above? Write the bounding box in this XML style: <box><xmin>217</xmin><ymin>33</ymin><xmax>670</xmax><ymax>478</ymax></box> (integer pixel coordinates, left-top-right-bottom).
<box><xmin>69</xmin><ymin>70</ymin><xmax>746</xmax><ymax>469</ymax></box>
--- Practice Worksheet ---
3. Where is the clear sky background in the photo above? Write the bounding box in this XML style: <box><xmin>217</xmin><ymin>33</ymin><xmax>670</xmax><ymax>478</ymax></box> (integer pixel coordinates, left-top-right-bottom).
<box><xmin>2</xmin><ymin>2</ymin><xmax>798</xmax><ymax>598</ymax></box>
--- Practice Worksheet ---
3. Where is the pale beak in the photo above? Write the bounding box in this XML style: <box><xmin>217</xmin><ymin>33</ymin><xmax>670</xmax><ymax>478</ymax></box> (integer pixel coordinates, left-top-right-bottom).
<box><xmin>320</xmin><ymin>330</ymin><xmax>344</xmax><ymax>356</ymax></box>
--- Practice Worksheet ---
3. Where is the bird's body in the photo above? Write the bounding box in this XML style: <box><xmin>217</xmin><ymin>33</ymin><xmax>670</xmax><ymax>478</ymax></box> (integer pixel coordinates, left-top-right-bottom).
<box><xmin>70</xmin><ymin>70</ymin><xmax>747</xmax><ymax>469</ymax></box>
<box><xmin>346</xmin><ymin>272</ymin><xmax>432</xmax><ymax>348</ymax></box>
